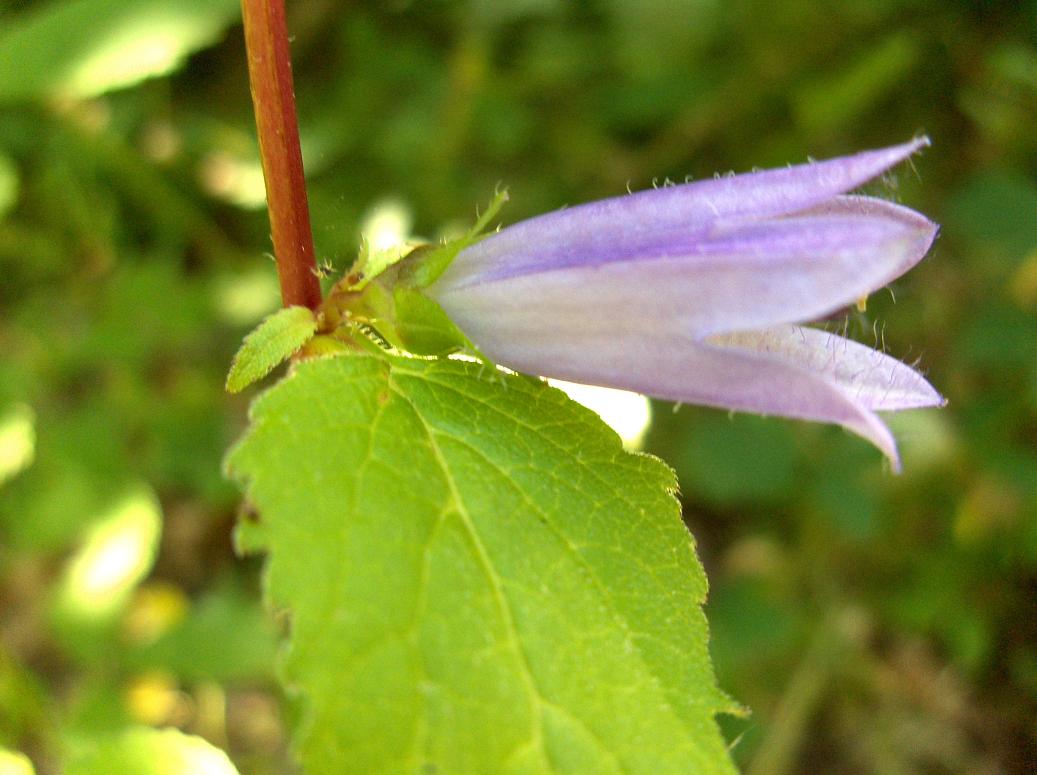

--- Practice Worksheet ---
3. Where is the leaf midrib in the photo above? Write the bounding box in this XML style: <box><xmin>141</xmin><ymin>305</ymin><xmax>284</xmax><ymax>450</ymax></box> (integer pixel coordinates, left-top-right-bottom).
<box><xmin>389</xmin><ymin>366</ymin><xmax>710</xmax><ymax>771</ymax></box>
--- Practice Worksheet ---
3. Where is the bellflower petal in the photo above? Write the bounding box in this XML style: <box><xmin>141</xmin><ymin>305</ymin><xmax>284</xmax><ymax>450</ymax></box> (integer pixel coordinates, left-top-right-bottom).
<box><xmin>438</xmin><ymin>137</ymin><xmax>929</xmax><ymax>288</ymax></box>
<box><xmin>427</xmin><ymin>141</ymin><xmax>943</xmax><ymax>468</ymax></box>
<box><xmin>434</xmin><ymin>196</ymin><xmax>936</xmax><ymax>340</ymax></box>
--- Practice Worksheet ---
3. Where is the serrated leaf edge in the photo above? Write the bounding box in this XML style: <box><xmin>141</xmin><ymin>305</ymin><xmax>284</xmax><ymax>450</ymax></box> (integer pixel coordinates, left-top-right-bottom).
<box><xmin>226</xmin><ymin>305</ymin><xmax>317</xmax><ymax>393</ymax></box>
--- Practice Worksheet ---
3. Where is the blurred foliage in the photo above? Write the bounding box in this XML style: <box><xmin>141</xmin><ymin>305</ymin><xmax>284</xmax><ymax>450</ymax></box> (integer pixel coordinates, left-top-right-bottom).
<box><xmin>0</xmin><ymin>0</ymin><xmax>1034</xmax><ymax>772</ymax></box>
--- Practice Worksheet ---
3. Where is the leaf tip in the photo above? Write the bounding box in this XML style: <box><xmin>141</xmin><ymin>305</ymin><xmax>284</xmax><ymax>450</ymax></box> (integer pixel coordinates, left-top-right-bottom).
<box><xmin>225</xmin><ymin>305</ymin><xmax>317</xmax><ymax>394</ymax></box>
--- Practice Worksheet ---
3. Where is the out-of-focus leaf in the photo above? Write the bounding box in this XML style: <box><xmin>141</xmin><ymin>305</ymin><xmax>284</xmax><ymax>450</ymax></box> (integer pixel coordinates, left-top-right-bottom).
<box><xmin>956</xmin><ymin>304</ymin><xmax>1037</xmax><ymax>370</ymax></box>
<box><xmin>127</xmin><ymin>579</ymin><xmax>278</xmax><ymax>682</ymax></box>
<box><xmin>66</xmin><ymin>727</ymin><xmax>239</xmax><ymax>775</ymax></box>
<box><xmin>0</xmin><ymin>404</ymin><xmax>34</xmax><ymax>487</ymax></box>
<box><xmin>0</xmin><ymin>444</ymin><xmax>115</xmax><ymax>554</ymax></box>
<box><xmin>670</xmin><ymin>410</ymin><xmax>798</xmax><ymax>506</ymax></box>
<box><xmin>793</xmin><ymin>33</ymin><xmax>919</xmax><ymax>136</ymax></box>
<box><xmin>988</xmin><ymin>43</ymin><xmax>1037</xmax><ymax>94</ymax></box>
<box><xmin>227</xmin><ymin>354</ymin><xmax>737</xmax><ymax>774</ymax></box>
<box><xmin>0</xmin><ymin>153</ymin><xmax>18</xmax><ymax>217</ymax></box>
<box><xmin>946</xmin><ymin>172</ymin><xmax>1037</xmax><ymax>266</ymax></box>
<box><xmin>0</xmin><ymin>651</ymin><xmax>51</xmax><ymax>746</ymax></box>
<box><xmin>53</xmin><ymin>487</ymin><xmax>163</xmax><ymax>646</ymax></box>
<box><xmin>0</xmin><ymin>0</ymin><xmax>241</xmax><ymax>103</ymax></box>
<box><xmin>809</xmin><ymin>476</ymin><xmax>880</xmax><ymax>541</ymax></box>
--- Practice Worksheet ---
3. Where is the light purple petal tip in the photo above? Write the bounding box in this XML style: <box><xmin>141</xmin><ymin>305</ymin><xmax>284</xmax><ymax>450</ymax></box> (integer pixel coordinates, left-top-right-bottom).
<box><xmin>432</xmin><ymin>309</ymin><xmax>926</xmax><ymax>468</ymax></box>
<box><xmin>708</xmin><ymin>326</ymin><xmax>945</xmax><ymax>413</ymax></box>
<box><xmin>438</xmin><ymin>137</ymin><xmax>930</xmax><ymax>290</ymax></box>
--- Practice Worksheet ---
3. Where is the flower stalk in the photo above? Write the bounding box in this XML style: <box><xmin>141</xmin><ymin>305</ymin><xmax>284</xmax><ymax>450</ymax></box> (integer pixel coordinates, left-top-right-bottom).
<box><xmin>241</xmin><ymin>0</ymin><xmax>322</xmax><ymax>310</ymax></box>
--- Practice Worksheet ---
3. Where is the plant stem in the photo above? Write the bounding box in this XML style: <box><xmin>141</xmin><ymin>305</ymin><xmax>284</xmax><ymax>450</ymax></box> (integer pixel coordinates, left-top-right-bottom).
<box><xmin>747</xmin><ymin>624</ymin><xmax>838</xmax><ymax>775</ymax></box>
<box><xmin>241</xmin><ymin>0</ymin><xmax>322</xmax><ymax>310</ymax></box>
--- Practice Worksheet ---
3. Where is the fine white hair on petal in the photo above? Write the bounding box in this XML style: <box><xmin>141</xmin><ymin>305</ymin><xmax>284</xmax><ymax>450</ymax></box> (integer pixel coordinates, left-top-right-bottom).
<box><xmin>431</xmin><ymin>272</ymin><xmax>941</xmax><ymax>469</ymax></box>
<box><xmin>422</xmin><ymin>316</ymin><xmax>910</xmax><ymax>469</ymax></box>
<box><xmin>432</xmin><ymin>200</ymin><xmax>935</xmax><ymax>344</ymax></box>
<box><xmin>706</xmin><ymin>325</ymin><xmax>945</xmax><ymax>412</ymax></box>
<box><xmin>438</xmin><ymin>138</ymin><xmax>930</xmax><ymax>289</ymax></box>
<box><xmin>425</xmin><ymin>139</ymin><xmax>940</xmax><ymax>467</ymax></box>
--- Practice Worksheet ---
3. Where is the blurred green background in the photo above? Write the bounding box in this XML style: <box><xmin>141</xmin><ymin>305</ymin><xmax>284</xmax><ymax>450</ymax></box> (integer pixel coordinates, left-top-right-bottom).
<box><xmin>1</xmin><ymin>0</ymin><xmax>1035</xmax><ymax>772</ymax></box>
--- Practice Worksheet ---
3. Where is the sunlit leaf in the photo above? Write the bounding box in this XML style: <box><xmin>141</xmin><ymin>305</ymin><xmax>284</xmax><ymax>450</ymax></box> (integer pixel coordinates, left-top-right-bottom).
<box><xmin>66</xmin><ymin>727</ymin><xmax>239</xmax><ymax>775</ymax></box>
<box><xmin>0</xmin><ymin>153</ymin><xmax>19</xmax><ymax>218</ymax></box>
<box><xmin>227</xmin><ymin>354</ymin><xmax>736</xmax><ymax>774</ymax></box>
<box><xmin>0</xmin><ymin>0</ymin><xmax>241</xmax><ymax>102</ymax></box>
<box><xmin>0</xmin><ymin>404</ymin><xmax>34</xmax><ymax>487</ymax></box>
<box><xmin>55</xmin><ymin>487</ymin><xmax>163</xmax><ymax>625</ymax></box>
<box><xmin>0</xmin><ymin>748</ymin><xmax>35</xmax><ymax>775</ymax></box>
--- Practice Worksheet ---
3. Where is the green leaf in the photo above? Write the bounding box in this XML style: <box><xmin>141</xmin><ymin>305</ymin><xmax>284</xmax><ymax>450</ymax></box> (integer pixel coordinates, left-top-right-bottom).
<box><xmin>226</xmin><ymin>354</ymin><xmax>737</xmax><ymax>774</ymax></box>
<box><xmin>0</xmin><ymin>0</ymin><xmax>241</xmax><ymax>103</ymax></box>
<box><xmin>395</xmin><ymin>192</ymin><xmax>509</xmax><ymax>290</ymax></box>
<box><xmin>66</xmin><ymin>727</ymin><xmax>239</xmax><ymax>775</ymax></box>
<box><xmin>226</xmin><ymin>306</ymin><xmax>316</xmax><ymax>393</ymax></box>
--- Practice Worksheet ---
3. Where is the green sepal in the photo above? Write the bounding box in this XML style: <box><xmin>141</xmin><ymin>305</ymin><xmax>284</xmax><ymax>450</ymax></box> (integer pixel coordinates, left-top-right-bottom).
<box><xmin>397</xmin><ymin>189</ymin><xmax>509</xmax><ymax>289</ymax></box>
<box><xmin>341</xmin><ymin>189</ymin><xmax>510</xmax><ymax>293</ymax></box>
<box><xmin>395</xmin><ymin>241</ymin><xmax>468</xmax><ymax>290</ymax></box>
<box><xmin>322</xmin><ymin>189</ymin><xmax>509</xmax><ymax>363</ymax></box>
<box><xmin>392</xmin><ymin>286</ymin><xmax>474</xmax><ymax>356</ymax></box>
<box><xmin>343</xmin><ymin>239</ymin><xmax>418</xmax><ymax>292</ymax></box>
<box><xmin>344</xmin><ymin>277</ymin><xmax>485</xmax><ymax>360</ymax></box>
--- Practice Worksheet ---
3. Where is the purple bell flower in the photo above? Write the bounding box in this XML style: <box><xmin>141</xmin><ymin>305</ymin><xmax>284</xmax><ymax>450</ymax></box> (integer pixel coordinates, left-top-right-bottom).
<box><xmin>427</xmin><ymin>138</ymin><xmax>943</xmax><ymax>470</ymax></box>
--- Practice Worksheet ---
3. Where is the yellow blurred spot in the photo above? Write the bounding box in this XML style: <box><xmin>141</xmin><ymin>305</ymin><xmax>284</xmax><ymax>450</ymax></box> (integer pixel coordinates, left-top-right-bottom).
<box><xmin>57</xmin><ymin>487</ymin><xmax>162</xmax><ymax>622</ymax></box>
<box><xmin>0</xmin><ymin>749</ymin><xmax>34</xmax><ymax>775</ymax></box>
<box><xmin>547</xmin><ymin>380</ymin><xmax>652</xmax><ymax>449</ymax></box>
<box><xmin>0</xmin><ymin>404</ymin><xmax>35</xmax><ymax>486</ymax></box>
<box><xmin>125</xmin><ymin>671</ymin><xmax>187</xmax><ymax>727</ymax></box>
<box><xmin>152</xmin><ymin>729</ymin><xmax>239</xmax><ymax>775</ymax></box>
<box><xmin>198</xmin><ymin>151</ymin><xmax>267</xmax><ymax>209</ymax></box>
<box><xmin>1009</xmin><ymin>248</ymin><xmax>1037</xmax><ymax>310</ymax></box>
<box><xmin>123</xmin><ymin>581</ymin><xmax>189</xmax><ymax>646</ymax></box>
<box><xmin>954</xmin><ymin>475</ymin><xmax>1021</xmax><ymax>545</ymax></box>
<box><xmin>723</xmin><ymin>535</ymin><xmax>788</xmax><ymax>579</ymax></box>
<box><xmin>140</xmin><ymin>121</ymin><xmax>182</xmax><ymax>163</ymax></box>
<box><xmin>361</xmin><ymin>199</ymin><xmax>413</xmax><ymax>252</ymax></box>
<box><xmin>855</xmin><ymin>295</ymin><xmax>868</xmax><ymax>312</ymax></box>
<box><xmin>192</xmin><ymin>681</ymin><xmax>228</xmax><ymax>748</ymax></box>
<box><xmin>349</xmin><ymin>199</ymin><xmax>425</xmax><ymax>285</ymax></box>
<box><xmin>213</xmin><ymin>270</ymin><xmax>281</xmax><ymax>326</ymax></box>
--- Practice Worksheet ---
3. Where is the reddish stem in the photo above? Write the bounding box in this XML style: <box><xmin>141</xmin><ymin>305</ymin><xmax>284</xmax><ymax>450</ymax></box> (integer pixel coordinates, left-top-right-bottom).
<box><xmin>241</xmin><ymin>0</ymin><xmax>322</xmax><ymax>310</ymax></box>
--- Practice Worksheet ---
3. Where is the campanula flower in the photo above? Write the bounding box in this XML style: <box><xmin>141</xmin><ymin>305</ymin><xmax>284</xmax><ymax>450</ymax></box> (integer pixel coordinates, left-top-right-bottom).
<box><xmin>424</xmin><ymin>138</ymin><xmax>943</xmax><ymax>469</ymax></box>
